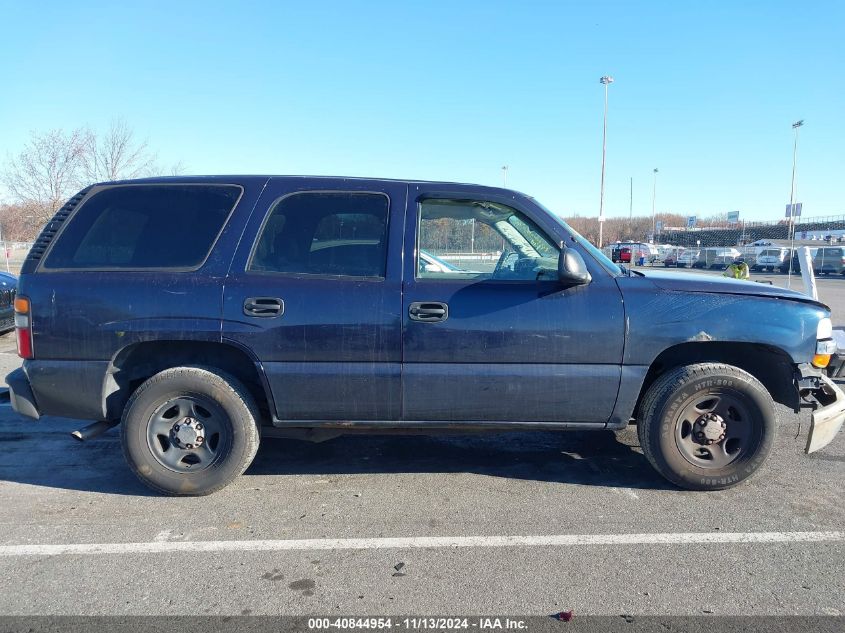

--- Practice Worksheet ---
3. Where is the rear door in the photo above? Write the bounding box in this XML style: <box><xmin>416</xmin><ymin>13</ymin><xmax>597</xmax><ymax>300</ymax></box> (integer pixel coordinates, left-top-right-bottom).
<box><xmin>400</xmin><ymin>186</ymin><xmax>625</xmax><ymax>423</ymax></box>
<box><xmin>222</xmin><ymin>178</ymin><xmax>406</xmax><ymax>422</ymax></box>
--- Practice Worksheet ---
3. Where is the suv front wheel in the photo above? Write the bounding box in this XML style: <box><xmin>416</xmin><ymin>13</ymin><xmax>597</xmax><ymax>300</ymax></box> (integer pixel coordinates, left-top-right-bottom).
<box><xmin>121</xmin><ymin>366</ymin><xmax>261</xmax><ymax>495</ymax></box>
<box><xmin>637</xmin><ymin>363</ymin><xmax>776</xmax><ymax>490</ymax></box>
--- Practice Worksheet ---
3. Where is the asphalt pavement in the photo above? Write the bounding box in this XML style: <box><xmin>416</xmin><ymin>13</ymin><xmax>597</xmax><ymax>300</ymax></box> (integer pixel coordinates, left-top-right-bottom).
<box><xmin>0</xmin><ymin>269</ymin><xmax>843</xmax><ymax>618</ymax></box>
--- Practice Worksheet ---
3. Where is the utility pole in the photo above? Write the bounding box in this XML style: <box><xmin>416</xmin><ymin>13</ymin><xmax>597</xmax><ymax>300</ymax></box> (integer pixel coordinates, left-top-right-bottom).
<box><xmin>598</xmin><ymin>75</ymin><xmax>614</xmax><ymax>248</ymax></box>
<box><xmin>787</xmin><ymin>120</ymin><xmax>804</xmax><ymax>288</ymax></box>
<box><xmin>651</xmin><ymin>168</ymin><xmax>658</xmax><ymax>241</ymax></box>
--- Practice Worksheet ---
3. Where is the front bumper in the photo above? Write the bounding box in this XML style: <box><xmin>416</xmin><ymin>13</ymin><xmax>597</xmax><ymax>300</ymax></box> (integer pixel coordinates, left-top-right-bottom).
<box><xmin>6</xmin><ymin>367</ymin><xmax>40</xmax><ymax>420</ymax></box>
<box><xmin>806</xmin><ymin>374</ymin><xmax>845</xmax><ymax>454</ymax></box>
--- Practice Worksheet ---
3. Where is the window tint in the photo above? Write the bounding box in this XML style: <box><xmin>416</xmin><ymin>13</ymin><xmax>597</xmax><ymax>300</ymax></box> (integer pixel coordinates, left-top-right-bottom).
<box><xmin>250</xmin><ymin>192</ymin><xmax>389</xmax><ymax>277</ymax></box>
<box><xmin>417</xmin><ymin>199</ymin><xmax>558</xmax><ymax>281</ymax></box>
<box><xmin>43</xmin><ymin>185</ymin><xmax>241</xmax><ymax>269</ymax></box>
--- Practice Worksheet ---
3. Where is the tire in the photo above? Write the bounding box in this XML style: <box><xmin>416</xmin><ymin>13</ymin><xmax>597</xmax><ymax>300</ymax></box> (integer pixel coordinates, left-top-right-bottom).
<box><xmin>637</xmin><ymin>363</ymin><xmax>776</xmax><ymax>490</ymax></box>
<box><xmin>121</xmin><ymin>366</ymin><xmax>261</xmax><ymax>496</ymax></box>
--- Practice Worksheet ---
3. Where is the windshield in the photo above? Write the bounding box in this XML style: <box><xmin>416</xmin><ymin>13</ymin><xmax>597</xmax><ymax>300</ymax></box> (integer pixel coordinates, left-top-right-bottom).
<box><xmin>535</xmin><ymin>201</ymin><xmax>622</xmax><ymax>275</ymax></box>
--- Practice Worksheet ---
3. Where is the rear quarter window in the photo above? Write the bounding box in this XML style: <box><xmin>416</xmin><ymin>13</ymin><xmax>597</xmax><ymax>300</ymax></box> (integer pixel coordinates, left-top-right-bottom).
<box><xmin>42</xmin><ymin>184</ymin><xmax>242</xmax><ymax>270</ymax></box>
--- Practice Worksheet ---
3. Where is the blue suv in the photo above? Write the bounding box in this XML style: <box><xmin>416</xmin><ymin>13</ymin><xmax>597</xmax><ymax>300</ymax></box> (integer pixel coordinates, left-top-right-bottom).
<box><xmin>6</xmin><ymin>176</ymin><xmax>844</xmax><ymax>495</ymax></box>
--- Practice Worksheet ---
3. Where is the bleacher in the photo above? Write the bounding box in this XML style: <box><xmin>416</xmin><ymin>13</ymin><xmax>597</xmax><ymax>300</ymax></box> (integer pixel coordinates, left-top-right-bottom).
<box><xmin>661</xmin><ymin>216</ymin><xmax>845</xmax><ymax>248</ymax></box>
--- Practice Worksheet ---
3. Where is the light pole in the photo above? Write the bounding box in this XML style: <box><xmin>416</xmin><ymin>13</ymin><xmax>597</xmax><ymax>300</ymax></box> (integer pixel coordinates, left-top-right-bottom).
<box><xmin>501</xmin><ymin>165</ymin><xmax>509</xmax><ymax>188</ymax></box>
<box><xmin>651</xmin><ymin>168</ymin><xmax>658</xmax><ymax>242</ymax></box>
<box><xmin>787</xmin><ymin>119</ymin><xmax>804</xmax><ymax>287</ymax></box>
<box><xmin>598</xmin><ymin>75</ymin><xmax>613</xmax><ymax>248</ymax></box>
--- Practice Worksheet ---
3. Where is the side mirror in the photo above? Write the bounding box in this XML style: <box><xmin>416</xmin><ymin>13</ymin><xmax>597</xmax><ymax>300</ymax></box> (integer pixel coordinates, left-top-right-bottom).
<box><xmin>558</xmin><ymin>247</ymin><xmax>592</xmax><ymax>285</ymax></box>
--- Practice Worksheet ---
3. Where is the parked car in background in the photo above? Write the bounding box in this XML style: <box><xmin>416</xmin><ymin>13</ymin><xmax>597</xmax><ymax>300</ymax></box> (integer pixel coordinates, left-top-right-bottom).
<box><xmin>420</xmin><ymin>249</ymin><xmax>462</xmax><ymax>273</ymax></box>
<box><xmin>656</xmin><ymin>245</ymin><xmax>680</xmax><ymax>265</ymax></box>
<box><xmin>693</xmin><ymin>248</ymin><xmax>741</xmax><ymax>269</ymax></box>
<box><xmin>661</xmin><ymin>246</ymin><xmax>684</xmax><ymax>267</ymax></box>
<box><xmin>713</xmin><ymin>248</ymin><xmax>742</xmax><ymax>269</ymax></box>
<box><xmin>0</xmin><ymin>272</ymin><xmax>17</xmax><ymax>333</ymax></box>
<box><xmin>814</xmin><ymin>246</ymin><xmax>845</xmax><ymax>275</ymax></box>
<box><xmin>676</xmin><ymin>249</ymin><xmax>700</xmax><ymax>268</ymax></box>
<box><xmin>780</xmin><ymin>248</ymin><xmax>819</xmax><ymax>274</ymax></box>
<box><xmin>753</xmin><ymin>248</ymin><xmax>788</xmax><ymax>272</ymax></box>
<box><xmin>610</xmin><ymin>242</ymin><xmax>656</xmax><ymax>264</ymax></box>
<box><xmin>610</xmin><ymin>246</ymin><xmax>634</xmax><ymax>264</ymax></box>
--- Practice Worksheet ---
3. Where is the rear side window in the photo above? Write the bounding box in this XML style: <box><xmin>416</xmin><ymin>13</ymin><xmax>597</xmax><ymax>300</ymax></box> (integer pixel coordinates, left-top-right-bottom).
<box><xmin>43</xmin><ymin>184</ymin><xmax>241</xmax><ymax>270</ymax></box>
<box><xmin>250</xmin><ymin>192</ymin><xmax>389</xmax><ymax>277</ymax></box>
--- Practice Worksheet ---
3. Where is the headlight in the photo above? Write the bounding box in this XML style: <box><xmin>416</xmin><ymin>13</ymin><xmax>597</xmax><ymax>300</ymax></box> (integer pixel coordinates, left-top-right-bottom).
<box><xmin>818</xmin><ymin>317</ymin><xmax>833</xmax><ymax>340</ymax></box>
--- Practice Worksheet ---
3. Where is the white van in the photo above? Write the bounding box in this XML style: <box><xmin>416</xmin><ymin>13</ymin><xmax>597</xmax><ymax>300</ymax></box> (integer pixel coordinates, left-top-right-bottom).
<box><xmin>677</xmin><ymin>250</ymin><xmax>700</xmax><ymax>267</ymax></box>
<box><xmin>753</xmin><ymin>248</ymin><xmax>788</xmax><ymax>272</ymax></box>
<box><xmin>693</xmin><ymin>247</ymin><xmax>741</xmax><ymax>269</ymax></box>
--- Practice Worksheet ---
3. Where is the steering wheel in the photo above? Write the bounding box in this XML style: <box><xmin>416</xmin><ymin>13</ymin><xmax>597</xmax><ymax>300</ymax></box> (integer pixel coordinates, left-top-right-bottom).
<box><xmin>492</xmin><ymin>251</ymin><xmax>518</xmax><ymax>279</ymax></box>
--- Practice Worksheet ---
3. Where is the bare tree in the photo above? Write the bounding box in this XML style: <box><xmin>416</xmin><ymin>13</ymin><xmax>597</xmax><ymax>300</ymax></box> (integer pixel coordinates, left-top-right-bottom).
<box><xmin>80</xmin><ymin>118</ymin><xmax>157</xmax><ymax>183</ymax></box>
<box><xmin>0</xmin><ymin>201</ymin><xmax>42</xmax><ymax>242</ymax></box>
<box><xmin>2</xmin><ymin>129</ymin><xmax>88</xmax><ymax>224</ymax></box>
<box><xmin>3</xmin><ymin>121</ymin><xmax>183</xmax><ymax>234</ymax></box>
<box><xmin>168</xmin><ymin>160</ymin><xmax>188</xmax><ymax>176</ymax></box>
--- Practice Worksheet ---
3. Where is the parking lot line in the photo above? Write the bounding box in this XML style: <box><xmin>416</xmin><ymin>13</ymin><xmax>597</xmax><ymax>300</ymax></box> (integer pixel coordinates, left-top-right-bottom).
<box><xmin>1</xmin><ymin>531</ymin><xmax>842</xmax><ymax>557</ymax></box>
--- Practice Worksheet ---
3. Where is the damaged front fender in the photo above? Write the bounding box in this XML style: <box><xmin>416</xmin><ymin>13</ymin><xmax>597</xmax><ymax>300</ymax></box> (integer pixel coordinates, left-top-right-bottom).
<box><xmin>805</xmin><ymin>374</ymin><xmax>845</xmax><ymax>454</ymax></box>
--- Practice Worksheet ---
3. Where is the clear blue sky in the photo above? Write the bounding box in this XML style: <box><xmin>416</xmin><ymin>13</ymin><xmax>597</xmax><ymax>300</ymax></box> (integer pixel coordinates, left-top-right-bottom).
<box><xmin>1</xmin><ymin>0</ymin><xmax>843</xmax><ymax>221</ymax></box>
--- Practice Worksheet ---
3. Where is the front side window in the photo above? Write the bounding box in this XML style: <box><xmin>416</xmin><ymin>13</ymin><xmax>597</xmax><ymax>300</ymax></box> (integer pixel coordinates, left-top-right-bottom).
<box><xmin>250</xmin><ymin>192</ymin><xmax>389</xmax><ymax>277</ymax></box>
<box><xmin>417</xmin><ymin>199</ymin><xmax>559</xmax><ymax>281</ymax></box>
<box><xmin>43</xmin><ymin>184</ymin><xmax>241</xmax><ymax>269</ymax></box>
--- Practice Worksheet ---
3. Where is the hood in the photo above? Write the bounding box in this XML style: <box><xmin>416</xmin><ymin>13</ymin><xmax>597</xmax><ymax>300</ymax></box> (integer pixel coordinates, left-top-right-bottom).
<box><xmin>637</xmin><ymin>269</ymin><xmax>827</xmax><ymax>307</ymax></box>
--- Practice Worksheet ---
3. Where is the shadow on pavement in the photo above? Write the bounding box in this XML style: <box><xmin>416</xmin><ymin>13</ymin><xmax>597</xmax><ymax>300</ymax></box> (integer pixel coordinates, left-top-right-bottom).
<box><xmin>247</xmin><ymin>429</ymin><xmax>674</xmax><ymax>490</ymax></box>
<box><xmin>0</xmin><ymin>407</ymin><xmax>673</xmax><ymax>495</ymax></box>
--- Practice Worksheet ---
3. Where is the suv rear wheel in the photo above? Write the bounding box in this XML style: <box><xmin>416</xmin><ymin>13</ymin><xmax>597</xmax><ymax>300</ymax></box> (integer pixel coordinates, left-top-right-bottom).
<box><xmin>121</xmin><ymin>366</ymin><xmax>260</xmax><ymax>496</ymax></box>
<box><xmin>637</xmin><ymin>363</ymin><xmax>775</xmax><ymax>490</ymax></box>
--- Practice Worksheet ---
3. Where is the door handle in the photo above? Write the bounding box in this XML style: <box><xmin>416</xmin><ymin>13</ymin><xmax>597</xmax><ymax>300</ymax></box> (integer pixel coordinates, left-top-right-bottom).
<box><xmin>243</xmin><ymin>297</ymin><xmax>284</xmax><ymax>317</ymax></box>
<box><xmin>409</xmin><ymin>301</ymin><xmax>449</xmax><ymax>322</ymax></box>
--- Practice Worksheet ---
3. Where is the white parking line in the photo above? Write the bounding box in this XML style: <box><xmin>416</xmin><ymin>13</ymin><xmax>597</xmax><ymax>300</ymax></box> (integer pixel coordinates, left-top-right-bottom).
<box><xmin>1</xmin><ymin>531</ymin><xmax>842</xmax><ymax>557</ymax></box>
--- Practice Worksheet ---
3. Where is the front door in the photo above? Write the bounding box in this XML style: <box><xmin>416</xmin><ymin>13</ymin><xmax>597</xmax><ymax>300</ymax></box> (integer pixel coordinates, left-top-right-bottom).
<box><xmin>223</xmin><ymin>177</ymin><xmax>406</xmax><ymax>422</ymax></box>
<box><xmin>401</xmin><ymin>186</ymin><xmax>625</xmax><ymax>423</ymax></box>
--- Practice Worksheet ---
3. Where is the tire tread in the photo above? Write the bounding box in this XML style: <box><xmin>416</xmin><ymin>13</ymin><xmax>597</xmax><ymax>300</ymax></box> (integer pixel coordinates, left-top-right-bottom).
<box><xmin>121</xmin><ymin>365</ymin><xmax>260</xmax><ymax>496</ymax></box>
<box><xmin>637</xmin><ymin>362</ymin><xmax>775</xmax><ymax>490</ymax></box>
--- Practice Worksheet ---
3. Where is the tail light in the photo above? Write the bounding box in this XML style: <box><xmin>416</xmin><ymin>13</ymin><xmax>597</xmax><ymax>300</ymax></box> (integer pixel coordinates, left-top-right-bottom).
<box><xmin>14</xmin><ymin>296</ymin><xmax>33</xmax><ymax>360</ymax></box>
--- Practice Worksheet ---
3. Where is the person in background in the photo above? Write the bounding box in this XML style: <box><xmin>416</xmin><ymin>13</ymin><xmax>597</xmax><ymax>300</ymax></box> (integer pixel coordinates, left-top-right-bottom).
<box><xmin>723</xmin><ymin>258</ymin><xmax>750</xmax><ymax>280</ymax></box>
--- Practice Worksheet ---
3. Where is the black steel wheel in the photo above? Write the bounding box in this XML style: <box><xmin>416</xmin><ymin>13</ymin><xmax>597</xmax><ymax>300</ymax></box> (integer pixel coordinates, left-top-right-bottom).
<box><xmin>121</xmin><ymin>366</ymin><xmax>260</xmax><ymax>496</ymax></box>
<box><xmin>145</xmin><ymin>396</ymin><xmax>229</xmax><ymax>473</ymax></box>
<box><xmin>638</xmin><ymin>363</ymin><xmax>775</xmax><ymax>490</ymax></box>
